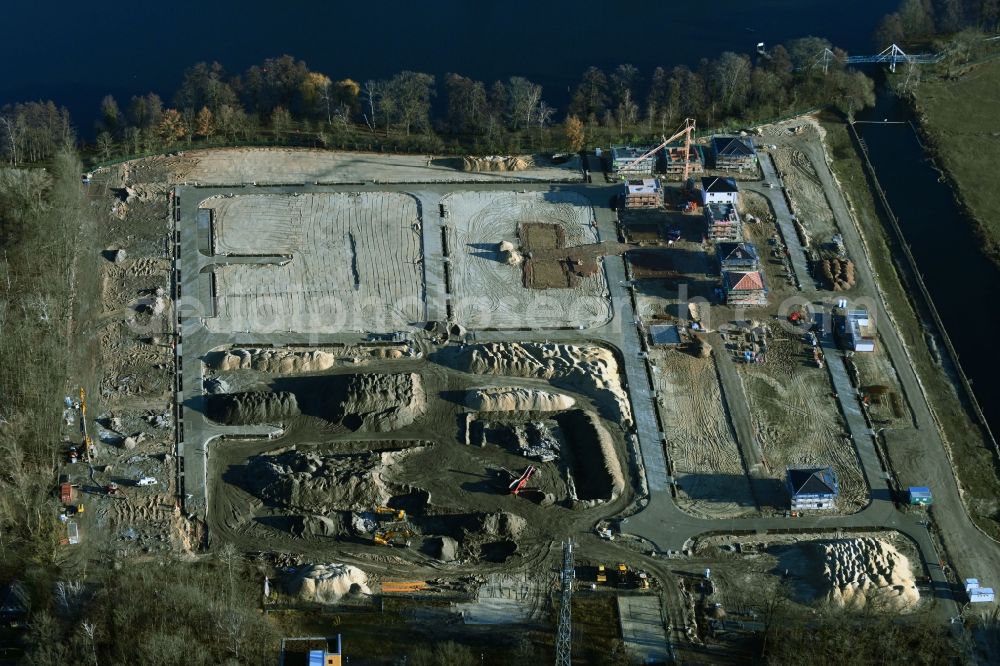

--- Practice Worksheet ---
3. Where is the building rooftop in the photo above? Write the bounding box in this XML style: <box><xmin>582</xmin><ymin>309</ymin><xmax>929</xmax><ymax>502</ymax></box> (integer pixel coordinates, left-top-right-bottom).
<box><xmin>712</xmin><ymin>135</ymin><xmax>756</xmax><ymax>157</ymax></box>
<box><xmin>702</xmin><ymin>176</ymin><xmax>739</xmax><ymax>193</ymax></box>
<box><xmin>611</xmin><ymin>146</ymin><xmax>653</xmax><ymax>160</ymax></box>
<box><xmin>787</xmin><ymin>466</ymin><xmax>838</xmax><ymax>496</ymax></box>
<box><xmin>717</xmin><ymin>242</ymin><xmax>759</xmax><ymax>263</ymax></box>
<box><xmin>724</xmin><ymin>271</ymin><xmax>765</xmax><ymax>291</ymax></box>
<box><xmin>705</xmin><ymin>202</ymin><xmax>739</xmax><ymax>221</ymax></box>
<box><xmin>625</xmin><ymin>178</ymin><xmax>661</xmax><ymax>195</ymax></box>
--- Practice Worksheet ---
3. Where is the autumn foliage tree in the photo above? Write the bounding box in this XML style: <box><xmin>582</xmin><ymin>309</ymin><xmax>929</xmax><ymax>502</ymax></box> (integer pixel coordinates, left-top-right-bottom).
<box><xmin>195</xmin><ymin>107</ymin><xmax>215</xmax><ymax>138</ymax></box>
<box><xmin>563</xmin><ymin>115</ymin><xmax>585</xmax><ymax>152</ymax></box>
<box><xmin>157</xmin><ymin>109</ymin><xmax>187</xmax><ymax>143</ymax></box>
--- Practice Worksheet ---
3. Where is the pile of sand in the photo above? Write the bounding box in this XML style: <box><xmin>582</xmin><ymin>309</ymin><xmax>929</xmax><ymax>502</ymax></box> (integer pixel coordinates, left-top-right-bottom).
<box><xmin>214</xmin><ymin>348</ymin><xmax>337</xmax><ymax>373</ymax></box>
<box><xmin>498</xmin><ymin>241</ymin><xmax>523</xmax><ymax>266</ymax></box>
<box><xmin>480</xmin><ymin>511</ymin><xmax>527</xmax><ymax>540</ymax></box>
<box><xmin>817</xmin><ymin>538</ymin><xmax>919</xmax><ymax>611</ymax></box>
<box><xmin>462</xmin><ymin>155</ymin><xmax>533</xmax><ymax>172</ymax></box>
<box><xmin>208</xmin><ymin>391</ymin><xmax>299</xmax><ymax>425</ymax></box>
<box><xmin>336</xmin><ymin>373</ymin><xmax>426</xmax><ymax>431</ymax></box>
<box><xmin>465</xmin><ymin>387</ymin><xmax>575</xmax><ymax>412</ymax></box>
<box><xmin>460</xmin><ymin>343</ymin><xmax>632</xmax><ymax>427</ymax></box>
<box><xmin>291</xmin><ymin>563</ymin><xmax>370</xmax><ymax>604</ymax></box>
<box><xmin>819</xmin><ymin>258</ymin><xmax>856</xmax><ymax>291</ymax></box>
<box><xmin>245</xmin><ymin>449</ymin><xmax>412</xmax><ymax>512</ymax></box>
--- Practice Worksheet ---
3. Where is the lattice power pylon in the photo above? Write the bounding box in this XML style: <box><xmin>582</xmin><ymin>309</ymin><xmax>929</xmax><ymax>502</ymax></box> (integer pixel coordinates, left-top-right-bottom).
<box><xmin>555</xmin><ymin>539</ymin><xmax>575</xmax><ymax>666</ymax></box>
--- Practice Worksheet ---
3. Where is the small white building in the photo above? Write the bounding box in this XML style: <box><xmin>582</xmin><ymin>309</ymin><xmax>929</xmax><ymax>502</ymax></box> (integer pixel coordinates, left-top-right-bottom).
<box><xmin>701</xmin><ymin>176</ymin><xmax>740</xmax><ymax>206</ymax></box>
<box><xmin>965</xmin><ymin>579</ymin><xmax>995</xmax><ymax>603</ymax></box>
<box><xmin>847</xmin><ymin>309</ymin><xmax>876</xmax><ymax>352</ymax></box>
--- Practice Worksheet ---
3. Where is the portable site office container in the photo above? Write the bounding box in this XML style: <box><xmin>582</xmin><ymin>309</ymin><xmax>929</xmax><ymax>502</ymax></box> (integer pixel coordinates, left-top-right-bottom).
<box><xmin>908</xmin><ymin>487</ymin><xmax>933</xmax><ymax>506</ymax></box>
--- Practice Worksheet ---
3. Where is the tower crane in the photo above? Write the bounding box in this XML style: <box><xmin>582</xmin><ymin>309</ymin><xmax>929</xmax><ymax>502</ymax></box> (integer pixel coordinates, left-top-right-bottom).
<box><xmin>618</xmin><ymin>117</ymin><xmax>697</xmax><ymax>182</ymax></box>
<box><xmin>79</xmin><ymin>387</ymin><xmax>93</xmax><ymax>462</ymax></box>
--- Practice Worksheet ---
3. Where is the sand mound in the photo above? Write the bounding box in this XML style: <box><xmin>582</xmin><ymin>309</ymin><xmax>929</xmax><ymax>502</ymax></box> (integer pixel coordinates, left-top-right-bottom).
<box><xmin>482</xmin><ymin>512</ymin><xmax>527</xmax><ymax>540</ymax></box>
<box><xmin>208</xmin><ymin>391</ymin><xmax>299</xmax><ymax>425</ymax></box>
<box><xmin>337</xmin><ymin>373</ymin><xmax>426</xmax><ymax>431</ymax></box>
<box><xmin>459</xmin><ymin>343</ymin><xmax>632</xmax><ymax>427</ymax></box>
<box><xmin>291</xmin><ymin>563</ymin><xmax>370</xmax><ymax>604</ymax></box>
<box><xmin>498</xmin><ymin>241</ymin><xmax>524</xmax><ymax>265</ymax></box>
<box><xmin>816</xmin><ymin>538</ymin><xmax>919</xmax><ymax>612</ymax></box>
<box><xmin>820</xmin><ymin>258</ymin><xmax>856</xmax><ymax>291</ymax></box>
<box><xmin>463</xmin><ymin>155</ymin><xmax>533</xmax><ymax>172</ymax></box>
<box><xmin>245</xmin><ymin>449</ymin><xmax>412</xmax><ymax>512</ymax></box>
<box><xmin>465</xmin><ymin>387</ymin><xmax>575</xmax><ymax>412</ymax></box>
<box><xmin>214</xmin><ymin>348</ymin><xmax>337</xmax><ymax>373</ymax></box>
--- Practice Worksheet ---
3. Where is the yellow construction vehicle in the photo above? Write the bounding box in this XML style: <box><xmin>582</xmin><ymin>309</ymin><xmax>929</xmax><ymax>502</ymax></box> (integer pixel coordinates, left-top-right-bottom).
<box><xmin>373</xmin><ymin>529</ymin><xmax>414</xmax><ymax>548</ymax></box>
<box><xmin>617</xmin><ymin>563</ymin><xmax>629</xmax><ymax>587</ymax></box>
<box><xmin>637</xmin><ymin>571</ymin><xmax>650</xmax><ymax>590</ymax></box>
<box><xmin>374</xmin><ymin>506</ymin><xmax>406</xmax><ymax>521</ymax></box>
<box><xmin>596</xmin><ymin>565</ymin><xmax>607</xmax><ymax>584</ymax></box>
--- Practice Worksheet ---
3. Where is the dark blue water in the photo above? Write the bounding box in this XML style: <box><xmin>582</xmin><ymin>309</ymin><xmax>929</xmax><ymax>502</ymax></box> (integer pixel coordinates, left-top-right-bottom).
<box><xmin>856</xmin><ymin>93</ymin><xmax>1000</xmax><ymax>438</ymax></box>
<box><xmin>4</xmin><ymin>0</ymin><xmax>897</xmax><ymax>131</ymax></box>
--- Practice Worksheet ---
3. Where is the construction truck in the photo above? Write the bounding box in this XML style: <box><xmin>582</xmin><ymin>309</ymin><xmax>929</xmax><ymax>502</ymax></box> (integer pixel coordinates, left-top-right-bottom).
<box><xmin>617</xmin><ymin>563</ymin><xmax>629</xmax><ymax>587</ymax></box>
<box><xmin>373</xmin><ymin>529</ymin><xmax>414</xmax><ymax>548</ymax></box>
<box><xmin>596</xmin><ymin>565</ymin><xmax>607</xmax><ymax>584</ymax></box>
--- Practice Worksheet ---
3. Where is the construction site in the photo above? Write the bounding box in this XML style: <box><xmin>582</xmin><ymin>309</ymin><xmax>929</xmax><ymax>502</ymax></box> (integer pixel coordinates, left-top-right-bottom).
<box><xmin>51</xmin><ymin>113</ymin><xmax>997</xmax><ymax>663</ymax></box>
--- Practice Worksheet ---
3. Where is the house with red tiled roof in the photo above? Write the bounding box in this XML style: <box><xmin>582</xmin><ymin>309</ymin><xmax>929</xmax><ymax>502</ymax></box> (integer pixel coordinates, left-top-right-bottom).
<box><xmin>723</xmin><ymin>270</ymin><xmax>767</xmax><ymax>306</ymax></box>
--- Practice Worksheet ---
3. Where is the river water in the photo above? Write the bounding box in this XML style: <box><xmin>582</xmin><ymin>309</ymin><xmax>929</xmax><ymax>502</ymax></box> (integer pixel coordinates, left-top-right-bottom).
<box><xmin>855</xmin><ymin>92</ymin><xmax>1000</xmax><ymax>437</ymax></box>
<box><xmin>2</xmin><ymin>0</ymin><xmax>898</xmax><ymax>130</ymax></box>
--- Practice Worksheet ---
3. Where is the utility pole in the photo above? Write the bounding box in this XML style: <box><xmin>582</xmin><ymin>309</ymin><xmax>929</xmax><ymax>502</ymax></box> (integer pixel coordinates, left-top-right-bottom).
<box><xmin>555</xmin><ymin>539</ymin><xmax>575</xmax><ymax>666</ymax></box>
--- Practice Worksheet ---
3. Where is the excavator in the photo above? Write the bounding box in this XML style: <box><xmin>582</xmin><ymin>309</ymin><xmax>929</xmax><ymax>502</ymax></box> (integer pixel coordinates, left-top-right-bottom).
<box><xmin>508</xmin><ymin>465</ymin><xmax>537</xmax><ymax>496</ymax></box>
<box><xmin>373</xmin><ymin>528</ymin><xmax>414</xmax><ymax>548</ymax></box>
<box><xmin>374</xmin><ymin>506</ymin><xmax>407</xmax><ymax>522</ymax></box>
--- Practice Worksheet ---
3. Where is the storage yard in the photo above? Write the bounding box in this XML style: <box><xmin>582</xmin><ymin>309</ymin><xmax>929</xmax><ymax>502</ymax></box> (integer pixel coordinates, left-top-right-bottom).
<box><xmin>55</xmin><ymin>116</ymin><xmax>997</xmax><ymax>663</ymax></box>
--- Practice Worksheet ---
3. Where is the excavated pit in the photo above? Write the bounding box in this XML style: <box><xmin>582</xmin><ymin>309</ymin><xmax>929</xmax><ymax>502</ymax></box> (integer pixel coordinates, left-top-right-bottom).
<box><xmin>554</xmin><ymin>410</ymin><xmax>625</xmax><ymax>504</ymax></box>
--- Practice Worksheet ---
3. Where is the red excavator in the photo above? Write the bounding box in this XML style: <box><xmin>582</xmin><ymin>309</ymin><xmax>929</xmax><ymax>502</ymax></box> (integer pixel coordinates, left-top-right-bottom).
<box><xmin>508</xmin><ymin>466</ymin><xmax>537</xmax><ymax>496</ymax></box>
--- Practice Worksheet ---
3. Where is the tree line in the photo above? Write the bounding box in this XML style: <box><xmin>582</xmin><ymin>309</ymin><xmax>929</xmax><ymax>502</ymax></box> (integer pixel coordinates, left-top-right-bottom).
<box><xmin>876</xmin><ymin>0</ymin><xmax>1000</xmax><ymax>45</ymax></box>
<box><xmin>0</xmin><ymin>40</ymin><xmax>880</xmax><ymax>166</ymax></box>
<box><xmin>3</xmin><ymin>1</ymin><xmax>999</xmax><ymax>166</ymax></box>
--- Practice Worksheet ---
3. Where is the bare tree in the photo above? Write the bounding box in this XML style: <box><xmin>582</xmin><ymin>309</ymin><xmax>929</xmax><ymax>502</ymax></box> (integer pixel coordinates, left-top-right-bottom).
<box><xmin>362</xmin><ymin>79</ymin><xmax>379</xmax><ymax>135</ymax></box>
<box><xmin>536</xmin><ymin>100</ymin><xmax>555</xmax><ymax>140</ymax></box>
<box><xmin>0</xmin><ymin>114</ymin><xmax>21</xmax><ymax>166</ymax></box>
<box><xmin>80</xmin><ymin>621</ymin><xmax>99</xmax><ymax>666</ymax></box>
<box><xmin>506</xmin><ymin>77</ymin><xmax>542</xmax><ymax>130</ymax></box>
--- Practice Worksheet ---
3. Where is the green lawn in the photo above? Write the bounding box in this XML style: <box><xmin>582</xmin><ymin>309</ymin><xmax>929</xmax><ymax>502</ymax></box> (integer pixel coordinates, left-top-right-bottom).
<box><xmin>915</xmin><ymin>58</ymin><xmax>1000</xmax><ymax>260</ymax></box>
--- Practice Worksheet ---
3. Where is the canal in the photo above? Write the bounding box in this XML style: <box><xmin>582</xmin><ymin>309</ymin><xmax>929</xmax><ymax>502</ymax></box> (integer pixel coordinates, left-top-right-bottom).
<box><xmin>855</xmin><ymin>91</ymin><xmax>1000</xmax><ymax>438</ymax></box>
